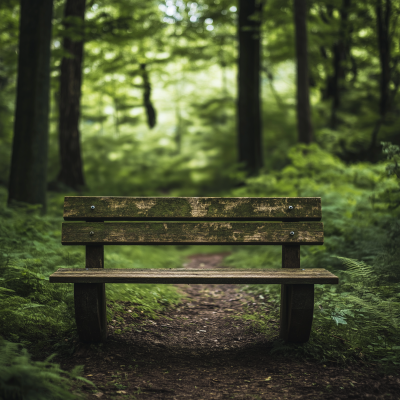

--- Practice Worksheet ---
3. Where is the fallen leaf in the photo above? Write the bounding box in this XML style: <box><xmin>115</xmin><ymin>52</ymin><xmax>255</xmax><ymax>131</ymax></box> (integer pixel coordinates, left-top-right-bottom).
<box><xmin>86</xmin><ymin>374</ymin><xmax>93</xmax><ymax>377</ymax></box>
<box><xmin>93</xmin><ymin>392</ymin><xmax>104</xmax><ymax>398</ymax></box>
<box><xmin>116</xmin><ymin>390</ymin><xmax>127</xmax><ymax>394</ymax></box>
<box><xmin>265</xmin><ymin>377</ymin><xmax>272</xmax><ymax>381</ymax></box>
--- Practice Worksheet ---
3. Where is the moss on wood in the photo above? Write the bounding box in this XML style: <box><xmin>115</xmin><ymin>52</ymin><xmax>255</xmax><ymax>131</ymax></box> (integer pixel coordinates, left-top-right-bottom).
<box><xmin>62</xmin><ymin>222</ymin><xmax>324</xmax><ymax>245</ymax></box>
<box><xmin>64</xmin><ymin>197</ymin><xmax>322</xmax><ymax>221</ymax></box>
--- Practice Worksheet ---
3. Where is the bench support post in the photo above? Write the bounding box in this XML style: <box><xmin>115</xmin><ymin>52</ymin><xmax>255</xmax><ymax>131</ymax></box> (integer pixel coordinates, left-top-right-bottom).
<box><xmin>74</xmin><ymin>245</ymin><xmax>107</xmax><ymax>343</ymax></box>
<box><xmin>280</xmin><ymin>245</ymin><xmax>314</xmax><ymax>343</ymax></box>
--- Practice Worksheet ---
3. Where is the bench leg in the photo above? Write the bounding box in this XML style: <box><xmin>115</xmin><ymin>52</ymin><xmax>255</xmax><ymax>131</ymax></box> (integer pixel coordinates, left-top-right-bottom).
<box><xmin>280</xmin><ymin>284</ymin><xmax>314</xmax><ymax>343</ymax></box>
<box><xmin>74</xmin><ymin>283</ymin><xmax>107</xmax><ymax>343</ymax></box>
<box><xmin>74</xmin><ymin>244</ymin><xmax>108</xmax><ymax>343</ymax></box>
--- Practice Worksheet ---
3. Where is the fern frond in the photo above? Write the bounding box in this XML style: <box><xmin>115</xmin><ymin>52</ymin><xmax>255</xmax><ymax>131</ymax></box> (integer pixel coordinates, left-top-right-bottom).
<box><xmin>337</xmin><ymin>257</ymin><xmax>375</xmax><ymax>279</ymax></box>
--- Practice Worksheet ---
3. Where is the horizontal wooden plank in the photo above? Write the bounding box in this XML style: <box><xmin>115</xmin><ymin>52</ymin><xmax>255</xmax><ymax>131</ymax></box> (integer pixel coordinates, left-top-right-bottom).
<box><xmin>49</xmin><ymin>268</ymin><xmax>338</xmax><ymax>284</ymax></box>
<box><xmin>64</xmin><ymin>197</ymin><xmax>321</xmax><ymax>221</ymax></box>
<box><xmin>62</xmin><ymin>222</ymin><xmax>324</xmax><ymax>245</ymax></box>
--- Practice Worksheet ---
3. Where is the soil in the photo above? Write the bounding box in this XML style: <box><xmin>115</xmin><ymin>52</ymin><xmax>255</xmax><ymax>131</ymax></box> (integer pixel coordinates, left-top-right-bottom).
<box><xmin>60</xmin><ymin>254</ymin><xmax>400</xmax><ymax>399</ymax></box>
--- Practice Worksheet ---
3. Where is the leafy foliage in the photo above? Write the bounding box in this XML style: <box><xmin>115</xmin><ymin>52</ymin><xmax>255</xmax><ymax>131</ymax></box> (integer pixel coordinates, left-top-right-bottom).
<box><xmin>0</xmin><ymin>338</ymin><xmax>92</xmax><ymax>400</ymax></box>
<box><xmin>225</xmin><ymin>143</ymin><xmax>396</xmax><ymax>271</ymax></box>
<box><xmin>227</xmin><ymin>144</ymin><xmax>400</xmax><ymax>365</ymax></box>
<box><xmin>0</xmin><ymin>187</ymin><xmax>184</xmax><ymax>350</ymax></box>
<box><xmin>242</xmin><ymin>256</ymin><xmax>400</xmax><ymax>366</ymax></box>
<box><xmin>2</xmin><ymin>0</ymin><xmax>399</xmax><ymax>195</ymax></box>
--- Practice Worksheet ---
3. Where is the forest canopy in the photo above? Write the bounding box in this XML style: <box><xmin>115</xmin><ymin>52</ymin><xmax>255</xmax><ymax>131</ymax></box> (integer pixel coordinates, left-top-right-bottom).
<box><xmin>1</xmin><ymin>0</ymin><xmax>399</xmax><ymax>199</ymax></box>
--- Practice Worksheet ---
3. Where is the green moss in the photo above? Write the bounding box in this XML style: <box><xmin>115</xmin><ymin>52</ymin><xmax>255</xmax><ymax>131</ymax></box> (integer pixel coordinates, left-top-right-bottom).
<box><xmin>229</xmin><ymin>201</ymin><xmax>256</xmax><ymax>217</ymax></box>
<box><xmin>65</xmin><ymin>197</ymin><xmax>322</xmax><ymax>220</ymax></box>
<box><xmin>206</xmin><ymin>199</ymin><xmax>230</xmax><ymax>217</ymax></box>
<box><xmin>148</xmin><ymin>198</ymin><xmax>191</xmax><ymax>217</ymax></box>
<box><xmin>147</xmin><ymin>223</ymin><xmax>166</xmax><ymax>232</ymax></box>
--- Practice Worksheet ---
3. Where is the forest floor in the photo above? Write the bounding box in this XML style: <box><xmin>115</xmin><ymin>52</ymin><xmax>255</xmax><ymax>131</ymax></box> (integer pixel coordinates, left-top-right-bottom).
<box><xmin>60</xmin><ymin>254</ymin><xmax>400</xmax><ymax>399</ymax></box>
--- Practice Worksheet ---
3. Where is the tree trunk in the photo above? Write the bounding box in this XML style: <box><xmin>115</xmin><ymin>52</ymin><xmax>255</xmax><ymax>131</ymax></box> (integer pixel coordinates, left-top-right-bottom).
<box><xmin>141</xmin><ymin>63</ymin><xmax>156</xmax><ymax>129</ymax></box>
<box><xmin>294</xmin><ymin>0</ymin><xmax>313</xmax><ymax>143</ymax></box>
<box><xmin>238</xmin><ymin>0</ymin><xmax>262</xmax><ymax>176</ymax></box>
<box><xmin>8</xmin><ymin>0</ymin><xmax>53</xmax><ymax>212</ymax></box>
<box><xmin>57</xmin><ymin>0</ymin><xmax>86</xmax><ymax>190</ymax></box>
<box><xmin>370</xmin><ymin>0</ymin><xmax>391</xmax><ymax>159</ymax></box>
<box><xmin>329</xmin><ymin>0</ymin><xmax>351</xmax><ymax>130</ymax></box>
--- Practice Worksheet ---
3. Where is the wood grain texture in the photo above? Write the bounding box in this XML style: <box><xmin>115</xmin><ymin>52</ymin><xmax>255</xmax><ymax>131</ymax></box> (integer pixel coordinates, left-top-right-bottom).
<box><xmin>281</xmin><ymin>284</ymin><xmax>315</xmax><ymax>343</ymax></box>
<box><xmin>49</xmin><ymin>268</ymin><xmax>338</xmax><ymax>284</ymax></box>
<box><xmin>86</xmin><ymin>245</ymin><xmax>104</xmax><ymax>269</ymax></box>
<box><xmin>64</xmin><ymin>197</ymin><xmax>322</xmax><ymax>221</ymax></box>
<box><xmin>282</xmin><ymin>245</ymin><xmax>300</xmax><ymax>269</ymax></box>
<box><xmin>280</xmin><ymin>245</ymin><xmax>301</xmax><ymax>338</ymax></box>
<box><xmin>74</xmin><ymin>244</ymin><xmax>107</xmax><ymax>343</ymax></box>
<box><xmin>61</xmin><ymin>222</ymin><xmax>324</xmax><ymax>245</ymax></box>
<box><xmin>74</xmin><ymin>283</ymin><xmax>107</xmax><ymax>343</ymax></box>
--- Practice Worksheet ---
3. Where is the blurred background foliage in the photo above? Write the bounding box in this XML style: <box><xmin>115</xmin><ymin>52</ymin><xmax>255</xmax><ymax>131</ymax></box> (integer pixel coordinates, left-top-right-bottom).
<box><xmin>1</xmin><ymin>0</ymin><xmax>400</xmax><ymax>396</ymax></box>
<box><xmin>1</xmin><ymin>0</ymin><xmax>400</xmax><ymax>194</ymax></box>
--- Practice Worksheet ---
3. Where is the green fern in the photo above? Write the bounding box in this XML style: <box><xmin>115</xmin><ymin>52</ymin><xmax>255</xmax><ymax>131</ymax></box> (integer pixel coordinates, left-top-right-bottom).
<box><xmin>0</xmin><ymin>338</ymin><xmax>93</xmax><ymax>400</ymax></box>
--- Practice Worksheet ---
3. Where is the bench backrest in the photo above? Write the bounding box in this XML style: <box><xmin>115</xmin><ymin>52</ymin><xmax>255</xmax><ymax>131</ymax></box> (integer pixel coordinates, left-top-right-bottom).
<box><xmin>62</xmin><ymin>197</ymin><xmax>323</xmax><ymax>246</ymax></box>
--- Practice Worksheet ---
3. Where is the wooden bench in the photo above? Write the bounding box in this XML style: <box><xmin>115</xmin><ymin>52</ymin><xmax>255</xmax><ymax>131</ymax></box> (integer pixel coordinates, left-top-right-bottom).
<box><xmin>49</xmin><ymin>197</ymin><xmax>338</xmax><ymax>344</ymax></box>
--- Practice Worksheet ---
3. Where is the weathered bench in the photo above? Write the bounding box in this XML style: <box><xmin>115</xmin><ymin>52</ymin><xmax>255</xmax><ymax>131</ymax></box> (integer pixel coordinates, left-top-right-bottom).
<box><xmin>49</xmin><ymin>197</ymin><xmax>338</xmax><ymax>344</ymax></box>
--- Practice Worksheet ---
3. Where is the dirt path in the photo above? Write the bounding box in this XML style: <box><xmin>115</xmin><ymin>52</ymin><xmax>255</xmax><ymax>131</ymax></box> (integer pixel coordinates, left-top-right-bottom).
<box><xmin>62</xmin><ymin>254</ymin><xmax>400</xmax><ymax>399</ymax></box>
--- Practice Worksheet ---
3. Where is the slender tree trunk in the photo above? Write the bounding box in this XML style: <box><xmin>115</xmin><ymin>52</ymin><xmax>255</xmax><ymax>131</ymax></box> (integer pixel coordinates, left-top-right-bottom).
<box><xmin>377</xmin><ymin>0</ymin><xmax>391</xmax><ymax>120</ymax></box>
<box><xmin>57</xmin><ymin>0</ymin><xmax>86</xmax><ymax>190</ymax></box>
<box><xmin>370</xmin><ymin>0</ymin><xmax>391</xmax><ymax>159</ymax></box>
<box><xmin>293</xmin><ymin>0</ymin><xmax>313</xmax><ymax>143</ymax></box>
<box><xmin>8</xmin><ymin>0</ymin><xmax>53</xmax><ymax>211</ymax></box>
<box><xmin>238</xmin><ymin>0</ymin><xmax>262</xmax><ymax>176</ymax></box>
<box><xmin>330</xmin><ymin>0</ymin><xmax>351</xmax><ymax>129</ymax></box>
<box><xmin>114</xmin><ymin>98</ymin><xmax>119</xmax><ymax>135</ymax></box>
<box><xmin>141</xmin><ymin>63</ymin><xmax>156</xmax><ymax>129</ymax></box>
<box><xmin>175</xmin><ymin>106</ymin><xmax>182</xmax><ymax>154</ymax></box>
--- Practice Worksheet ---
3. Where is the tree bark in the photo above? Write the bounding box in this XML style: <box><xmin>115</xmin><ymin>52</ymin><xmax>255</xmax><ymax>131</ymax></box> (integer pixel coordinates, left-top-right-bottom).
<box><xmin>141</xmin><ymin>63</ymin><xmax>156</xmax><ymax>129</ymax></box>
<box><xmin>57</xmin><ymin>0</ymin><xmax>86</xmax><ymax>190</ymax></box>
<box><xmin>329</xmin><ymin>0</ymin><xmax>351</xmax><ymax>130</ymax></box>
<box><xmin>294</xmin><ymin>0</ymin><xmax>313</xmax><ymax>143</ymax></box>
<box><xmin>238</xmin><ymin>0</ymin><xmax>262</xmax><ymax>176</ymax></box>
<box><xmin>370</xmin><ymin>0</ymin><xmax>391</xmax><ymax>159</ymax></box>
<box><xmin>8</xmin><ymin>0</ymin><xmax>53</xmax><ymax>212</ymax></box>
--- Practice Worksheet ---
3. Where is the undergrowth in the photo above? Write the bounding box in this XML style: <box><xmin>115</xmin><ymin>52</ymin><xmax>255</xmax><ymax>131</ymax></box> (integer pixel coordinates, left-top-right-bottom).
<box><xmin>0</xmin><ymin>338</ymin><xmax>93</xmax><ymax>400</ymax></box>
<box><xmin>0</xmin><ymin>187</ymin><xmax>185</xmax><ymax>353</ymax></box>
<box><xmin>241</xmin><ymin>256</ymin><xmax>400</xmax><ymax>367</ymax></box>
<box><xmin>231</xmin><ymin>143</ymin><xmax>400</xmax><ymax>367</ymax></box>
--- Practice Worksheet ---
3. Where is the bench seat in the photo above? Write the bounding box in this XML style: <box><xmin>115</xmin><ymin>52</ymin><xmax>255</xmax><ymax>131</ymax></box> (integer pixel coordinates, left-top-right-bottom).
<box><xmin>50</xmin><ymin>267</ymin><xmax>338</xmax><ymax>284</ymax></box>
